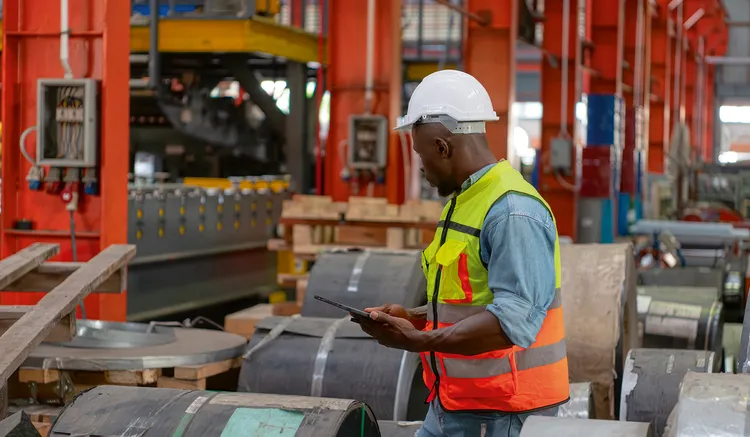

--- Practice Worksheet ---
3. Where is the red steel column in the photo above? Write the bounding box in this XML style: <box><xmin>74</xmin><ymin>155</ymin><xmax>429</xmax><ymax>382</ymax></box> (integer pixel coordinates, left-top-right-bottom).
<box><xmin>465</xmin><ymin>0</ymin><xmax>518</xmax><ymax>160</ymax></box>
<box><xmin>1</xmin><ymin>0</ymin><xmax>130</xmax><ymax>319</ymax></box>
<box><xmin>539</xmin><ymin>0</ymin><xmax>592</xmax><ymax>239</ymax></box>
<box><xmin>589</xmin><ymin>0</ymin><xmax>624</xmax><ymax>96</ymax></box>
<box><xmin>326</xmin><ymin>0</ymin><xmax>404</xmax><ymax>203</ymax></box>
<box><xmin>648</xmin><ymin>1</ymin><xmax>673</xmax><ymax>174</ymax></box>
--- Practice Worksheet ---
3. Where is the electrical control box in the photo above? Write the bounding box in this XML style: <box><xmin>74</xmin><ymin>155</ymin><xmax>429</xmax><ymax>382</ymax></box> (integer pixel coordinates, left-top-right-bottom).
<box><xmin>37</xmin><ymin>78</ymin><xmax>99</xmax><ymax>167</ymax></box>
<box><xmin>550</xmin><ymin>136</ymin><xmax>573</xmax><ymax>173</ymax></box>
<box><xmin>348</xmin><ymin>115</ymin><xmax>388</xmax><ymax>169</ymax></box>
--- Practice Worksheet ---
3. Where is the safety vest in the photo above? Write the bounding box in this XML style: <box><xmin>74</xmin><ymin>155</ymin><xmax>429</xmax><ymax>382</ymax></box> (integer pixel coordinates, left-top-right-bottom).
<box><xmin>420</xmin><ymin>160</ymin><xmax>569</xmax><ymax>413</ymax></box>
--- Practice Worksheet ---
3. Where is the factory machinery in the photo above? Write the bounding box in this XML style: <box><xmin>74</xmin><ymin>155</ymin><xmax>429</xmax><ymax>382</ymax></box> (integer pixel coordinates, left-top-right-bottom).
<box><xmin>125</xmin><ymin>175</ymin><xmax>289</xmax><ymax>320</ymax></box>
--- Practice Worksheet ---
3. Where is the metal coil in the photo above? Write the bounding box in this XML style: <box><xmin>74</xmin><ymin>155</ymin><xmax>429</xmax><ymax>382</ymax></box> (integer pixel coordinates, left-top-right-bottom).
<box><xmin>638</xmin><ymin>268</ymin><xmax>723</xmax><ymax>296</ymax></box>
<box><xmin>520</xmin><ymin>416</ymin><xmax>653</xmax><ymax>437</ymax></box>
<box><xmin>558</xmin><ymin>382</ymin><xmax>594</xmax><ymax>419</ymax></box>
<box><xmin>302</xmin><ymin>250</ymin><xmax>426</xmax><ymax>319</ymax></box>
<box><xmin>637</xmin><ymin>286</ymin><xmax>724</xmax><ymax>363</ymax></box>
<box><xmin>238</xmin><ymin>316</ymin><xmax>430</xmax><ymax>422</ymax></box>
<box><xmin>620</xmin><ymin>349</ymin><xmax>714</xmax><ymax>436</ymax></box>
<box><xmin>49</xmin><ymin>386</ymin><xmax>380</xmax><ymax>437</ymax></box>
<box><xmin>664</xmin><ymin>372</ymin><xmax>750</xmax><ymax>437</ymax></box>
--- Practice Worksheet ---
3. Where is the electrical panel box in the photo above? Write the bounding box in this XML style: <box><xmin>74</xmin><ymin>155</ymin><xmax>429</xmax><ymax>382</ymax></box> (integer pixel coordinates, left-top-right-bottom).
<box><xmin>550</xmin><ymin>136</ymin><xmax>572</xmax><ymax>173</ymax></box>
<box><xmin>348</xmin><ymin>115</ymin><xmax>388</xmax><ymax>169</ymax></box>
<box><xmin>37</xmin><ymin>78</ymin><xmax>99</xmax><ymax>167</ymax></box>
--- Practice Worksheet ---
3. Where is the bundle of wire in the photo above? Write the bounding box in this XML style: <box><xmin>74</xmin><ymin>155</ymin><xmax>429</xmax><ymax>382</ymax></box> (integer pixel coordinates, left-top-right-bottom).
<box><xmin>56</xmin><ymin>86</ymin><xmax>84</xmax><ymax>160</ymax></box>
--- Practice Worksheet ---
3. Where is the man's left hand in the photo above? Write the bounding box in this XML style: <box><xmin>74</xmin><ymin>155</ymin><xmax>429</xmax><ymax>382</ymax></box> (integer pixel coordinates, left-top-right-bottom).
<box><xmin>355</xmin><ymin>310</ymin><xmax>423</xmax><ymax>352</ymax></box>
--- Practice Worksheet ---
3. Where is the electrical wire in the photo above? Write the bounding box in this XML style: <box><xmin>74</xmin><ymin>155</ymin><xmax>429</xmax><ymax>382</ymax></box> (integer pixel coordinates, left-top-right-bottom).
<box><xmin>69</xmin><ymin>210</ymin><xmax>87</xmax><ymax>319</ymax></box>
<box><xmin>19</xmin><ymin>126</ymin><xmax>38</xmax><ymax>165</ymax></box>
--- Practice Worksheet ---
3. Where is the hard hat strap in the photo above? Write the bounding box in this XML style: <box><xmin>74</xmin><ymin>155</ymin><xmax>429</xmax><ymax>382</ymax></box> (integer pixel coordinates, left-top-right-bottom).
<box><xmin>417</xmin><ymin>114</ymin><xmax>486</xmax><ymax>135</ymax></box>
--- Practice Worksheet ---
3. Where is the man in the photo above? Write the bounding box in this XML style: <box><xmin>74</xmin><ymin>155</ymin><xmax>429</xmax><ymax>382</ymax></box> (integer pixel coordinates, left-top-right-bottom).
<box><xmin>354</xmin><ymin>70</ymin><xmax>569</xmax><ymax>437</ymax></box>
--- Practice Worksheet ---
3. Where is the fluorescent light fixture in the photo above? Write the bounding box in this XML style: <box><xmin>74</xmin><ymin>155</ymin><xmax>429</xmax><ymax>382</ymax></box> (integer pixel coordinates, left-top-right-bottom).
<box><xmin>718</xmin><ymin>151</ymin><xmax>738</xmax><ymax>164</ymax></box>
<box><xmin>720</xmin><ymin>106</ymin><xmax>750</xmax><ymax>124</ymax></box>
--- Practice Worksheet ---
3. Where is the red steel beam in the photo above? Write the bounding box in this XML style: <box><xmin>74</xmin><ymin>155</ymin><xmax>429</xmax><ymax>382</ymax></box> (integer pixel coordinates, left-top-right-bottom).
<box><xmin>539</xmin><ymin>0</ymin><xmax>592</xmax><ymax>239</ymax></box>
<box><xmin>589</xmin><ymin>0</ymin><xmax>624</xmax><ymax>95</ymax></box>
<box><xmin>465</xmin><ymin>0</ymin><xmax>518</xmax><ymax>160</ymax></box>
<box><xmin>648</xmin><ymin>1</ymin><xmax>673</xmax><ymax>174</ymax></box>
<box><xmin>326</xmin><ymin>0</ymin><xmax>404</xmax><ymax>203</ymax></box>
<box><xmin>1</xmin><ymin>0</ymin><xmax>130</xmax><ymax>319</ymax></box>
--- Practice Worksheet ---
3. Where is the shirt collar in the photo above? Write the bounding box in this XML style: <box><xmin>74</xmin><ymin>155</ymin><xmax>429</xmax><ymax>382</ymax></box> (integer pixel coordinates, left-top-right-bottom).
<box><xmin>458</xmin><ymin>163</ymin><xmax>497</xmax><ymax>194</ymax></box>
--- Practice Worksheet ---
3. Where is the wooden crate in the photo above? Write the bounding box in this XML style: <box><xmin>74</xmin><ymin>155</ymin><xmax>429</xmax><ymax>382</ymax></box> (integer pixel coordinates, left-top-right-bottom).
<box><xmin>225</xmin><ymin>303</ymin><xmax>301</xmax><ymax>339</ymax></box>
<box><xmin>10</xmin><ymin>357</ymin><xmax>243</xmax><ymax>403</ymax></box>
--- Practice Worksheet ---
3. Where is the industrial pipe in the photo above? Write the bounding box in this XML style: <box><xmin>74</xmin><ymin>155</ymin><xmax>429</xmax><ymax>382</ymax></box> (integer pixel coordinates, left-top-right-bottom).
<box><xmin>60</xmin><ymin>0</ymin><xmax>73</xmax><ymax>78</ymax></box>
<box><xmin>364</xmin><ymin>0</ymin><xmax>376</xmax><ymax>114</ymax></box>
<box><xmin>148</xmin><ymin>0</ymin><xmax>161</xmax><ymax>90</ymax></box>
<box><xmin>559</xmin><ymin>0</ymin><xmax>571</xmax><ymax>137</ymax></box>
<box><xmin>704</xmin><ymin>56</ymin><xmax>750</xmax><ymax>65</ymax></box>
<box><xmin>634</xmin><ymin>0</ymin><xmax>645</xmax><ymax>107</ymax></box>
<box><xmin>672</xmin><ymin>3</ymin><xmax>683</xmax><ymax>125</ymax></box>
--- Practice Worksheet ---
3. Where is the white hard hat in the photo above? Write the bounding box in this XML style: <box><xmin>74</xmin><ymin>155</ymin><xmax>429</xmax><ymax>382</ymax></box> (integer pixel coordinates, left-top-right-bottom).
<box><xmin>395</xmin><ymin>69</ymin><xmax>498</xmax><ymax>134</ymax></box>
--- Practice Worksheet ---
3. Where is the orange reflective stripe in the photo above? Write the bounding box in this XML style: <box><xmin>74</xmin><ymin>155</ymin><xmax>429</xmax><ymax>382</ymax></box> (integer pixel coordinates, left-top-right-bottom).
<box><xmin>444</xmin><ymin>253</ymin><xmax>473</xmax><ymax>304</ymax></box>
<box><xmin>441</xmin><ymin>339</ymin><xmax>567</xmax><ymax>378</ymax></box>
<box><xmin>427</xmin><ymin>288</ymin><xmax>562</xmax><ymax>324</ymax></box>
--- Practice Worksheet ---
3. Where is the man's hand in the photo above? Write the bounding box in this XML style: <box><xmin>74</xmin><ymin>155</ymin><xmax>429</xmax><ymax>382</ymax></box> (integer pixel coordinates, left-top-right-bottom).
<box><xmin>355</xmin><ymin>310</ymin><xmax>424</xmax><ymax>353</ymax></box>
<box><xmin>364</xmin><ymin>304</ymin><xmax>427</xmax><ymax>330</ymax></box>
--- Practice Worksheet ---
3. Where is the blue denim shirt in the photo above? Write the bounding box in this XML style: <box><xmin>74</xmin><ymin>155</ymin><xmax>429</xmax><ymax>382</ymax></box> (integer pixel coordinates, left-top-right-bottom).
<box><xmin>460</xmin><ymin>163</ymin><xmax>557</xmax><ymax>348</ymax></box>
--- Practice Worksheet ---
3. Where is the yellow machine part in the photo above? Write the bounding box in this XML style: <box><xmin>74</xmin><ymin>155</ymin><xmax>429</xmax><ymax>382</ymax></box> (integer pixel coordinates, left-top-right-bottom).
<box><xmin>182</xmin><ymin>177</ymin><xmax>290</xmax><ymax>193</ymax></box>
<box><xmin>256</xmin><ymin>0</ymin><xmax>281</xmax><ymax>15</ymax></box>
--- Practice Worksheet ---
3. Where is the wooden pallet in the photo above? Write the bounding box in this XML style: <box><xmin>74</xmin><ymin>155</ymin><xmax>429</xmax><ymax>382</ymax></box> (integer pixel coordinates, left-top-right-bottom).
<box><xmin>10</xmin><ymin>357</ymin><xmax>243</xmax><ymax>404</ymax></box>
<box><xmin>271</xmin><ymin>195</ymin><xmax>441</xmax><ymax>257</ymax></box>
<box><xmin>0</xmin><ymin>243</ymin><xmax>135</xmax><ymax>387</ymax></box>
<box><xmin>225</xmin><ymin>303</ymin><xmax>302</xmax><ymax>339</ymax></box>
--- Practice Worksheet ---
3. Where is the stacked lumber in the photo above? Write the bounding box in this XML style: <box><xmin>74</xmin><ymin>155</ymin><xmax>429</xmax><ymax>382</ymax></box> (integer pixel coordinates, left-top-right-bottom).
<box><xmin>269</xmin><ymin>195</ymin><xmax>443</xmax><ymax>259</ymax></box>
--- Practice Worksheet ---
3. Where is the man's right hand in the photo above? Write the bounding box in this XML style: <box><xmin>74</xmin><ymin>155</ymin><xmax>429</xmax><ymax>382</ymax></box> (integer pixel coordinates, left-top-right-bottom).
<box><xmin>364</xmin><ymin>304</ymin><xmax>427</xmax><ymax>330</ymax></box>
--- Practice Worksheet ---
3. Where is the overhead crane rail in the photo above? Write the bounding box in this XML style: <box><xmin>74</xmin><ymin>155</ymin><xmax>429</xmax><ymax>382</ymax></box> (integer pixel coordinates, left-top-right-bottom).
<box><xmin>0</xmin><ymin>19</ymin><xmax>326</xmax><ymax>64</ymax></box>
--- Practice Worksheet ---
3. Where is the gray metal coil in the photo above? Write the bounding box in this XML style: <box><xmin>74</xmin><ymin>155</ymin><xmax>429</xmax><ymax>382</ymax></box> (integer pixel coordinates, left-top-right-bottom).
<box><xmin>638</xmin><ymin>268</ymin><xmax>724</xmax><ymax>297</ymax></box>
<box><xmin>378</xmin><ymin>421</ymin><xmax>422</xmax><ymax>437</ymax></box>
<box><xmin>664</xmin><ymin>372</ymin><xmax>750</xmax><ymax>437</ymax></box>
<box><xmin>302</xmin><ymin>250</ymin><xmax>427</xmax><ymax>318</ymax></box>
<box><xmin>636</xmin><ymin>286</ymin><xmax>724</xmax><ymax>363</ymax></box>
<box><xmin>620</xmin><ymin>349</ymin><xmax>714</xmax><ymax>436</ymax></box>
<box><xmin>520</xmin><ymin>416</ymin><xmax>653</xmax><ymax>437</ymax></box>
<box><xmin>49</xmin><ymin>386</ymin><xmax>380</xmax><ymax>437</ymax></box>
<box><xmin>557</xmin><ymin>382</ymin><xmax>594</xmax><ymax>419</ymax></box>
<box><xmin>238</xmin><ymin>316</ymin><xmax>431</xmax><ymax>422</ymax></box>
<box><xmin>737</xmin><ymin>290</ymin><xmax>750</xmax><ymax>373</ymax></box>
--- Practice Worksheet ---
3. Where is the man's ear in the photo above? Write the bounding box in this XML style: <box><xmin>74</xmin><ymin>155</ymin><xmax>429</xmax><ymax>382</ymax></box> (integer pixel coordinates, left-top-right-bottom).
<box><xmin>436</xmin><ymin>138</ymin><xmax>452</xmax><ymax>159</ymax></box>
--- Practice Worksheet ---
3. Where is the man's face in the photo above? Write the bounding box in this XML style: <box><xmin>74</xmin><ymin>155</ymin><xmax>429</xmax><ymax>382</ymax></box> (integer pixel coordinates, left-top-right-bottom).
<box><xmin>411</xmin><ymin>124</ymin><xmax>457</xmax><ymax>197</ymax></box>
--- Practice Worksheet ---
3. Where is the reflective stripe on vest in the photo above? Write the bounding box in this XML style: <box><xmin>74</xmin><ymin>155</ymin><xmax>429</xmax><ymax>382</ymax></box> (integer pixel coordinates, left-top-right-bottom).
<box><xmin>427</xmin><ymin>288</ymin><xmax>562</xmax><ymax>323</ymax></box>
<box><xmin>435</xmin><ymin>339</ymin><xmax>567</xmax><ymax>378</ymax></box>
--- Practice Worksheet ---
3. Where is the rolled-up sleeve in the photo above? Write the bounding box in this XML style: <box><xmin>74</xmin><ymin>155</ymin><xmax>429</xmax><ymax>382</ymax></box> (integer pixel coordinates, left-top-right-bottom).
<box><xmin>480</xmin><ymin>194</ymin><xmax>557</xmax><ymax>348</ymax></box>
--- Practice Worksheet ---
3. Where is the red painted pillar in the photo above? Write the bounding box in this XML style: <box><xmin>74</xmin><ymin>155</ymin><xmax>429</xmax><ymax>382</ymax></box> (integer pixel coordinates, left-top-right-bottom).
<box><xmin>589</xmin><ymin>0</ymin><xmax>624</xmax><ymax>96</ymax></box>
<box><xmin>539</xmin><ymin>0</ymin><xmax>591</xmax><ymax>239</ymax></box>
<box><xmin>465</xmin><ymin>0</ymin><xmax>518</xmax><ymax>161</ymax></box>
<box><xmin>1</xmin><ymin>0</ymin><xmax>130</xmax><ymax>319</ymax></box>
<box><xmin>648</xmin><ymin>1</ymin><xmax>673</xmax><ymax>174</ymax></box>
<box><xmin>684</xmin><ymin>45</ymin><xmax>697</xmax><ymax>160</ymax></box>
<box><xmin>326</xmin><ymin>0</ymin><xmax>403</xmax><ymax>203</ymax></box>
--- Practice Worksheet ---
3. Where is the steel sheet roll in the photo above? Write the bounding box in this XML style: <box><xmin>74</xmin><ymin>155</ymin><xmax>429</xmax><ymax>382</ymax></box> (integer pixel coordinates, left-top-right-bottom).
<box><xmin>302</xmin><ymin>250</ymin><xmax>426</xmax><ymax>318</ymax></box>
<box><xmin>664</xmin><ymin>372</ymin><xmax>750</xmax><ymax>437</ymax></box>
<box><xmin>378</xmin><ymin>421</ymin><xmax>423</xmax><ymax>437</ymax></box>
<box><xmin>49</xmin><ymin>385</ymin><xmax>379</xmax><ymax>437</ymax></box>
<box><xmin>557</xmin><ymin>382</ymin><xmax>595</xmax><ymax>419</ymax></box>
<box><xmin>737</xmin><ymin>287</ymin><xmax>750</xmax><ymax>373</ymax></box>
<box><xmin>620</xmin><ymin>349</ymin><xmax>714</xmax><ymax>436</ymax></box>
<box><xmin>238</xmin><ymin>316</ymin><xmax>431</xmax><ymax>421</ymax></box>
<box><xmin>636</xmin><ymin>286</ymin><xmax>724</xmax><ymax>363</ymax></box>
<box><xmin>638</xmin><ymin>268</ymin><xmax>723</xmax><ymax>296</ymax></box>
<box><xmin>519</xmin><ymin>416</ymin><xmax>653</xmax><ymax>437</ymax></box>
